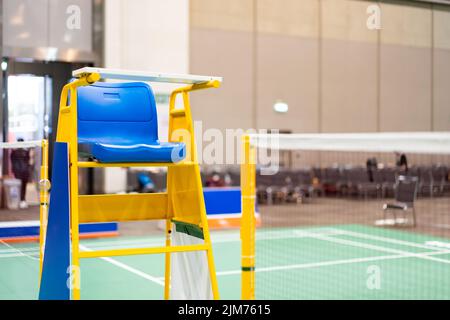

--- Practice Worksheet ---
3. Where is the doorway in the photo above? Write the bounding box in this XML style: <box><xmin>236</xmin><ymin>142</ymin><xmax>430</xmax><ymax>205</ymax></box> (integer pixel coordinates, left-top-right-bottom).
<box><xmin>2</xmin><ymin>59</ymin><xmax>91</xmax><ymax>176</ymax></box>
<box><xmin>7</xmin><ymin>74</ymin><xmax>51</xmax><ymax>143</ymax></box>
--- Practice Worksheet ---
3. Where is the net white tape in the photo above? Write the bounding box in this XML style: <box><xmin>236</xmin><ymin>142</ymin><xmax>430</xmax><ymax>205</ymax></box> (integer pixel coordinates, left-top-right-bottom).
<box><xmin>249</xmin><ymin>132</ymin><xmax>450</xmax><ymax>154</ymax></box>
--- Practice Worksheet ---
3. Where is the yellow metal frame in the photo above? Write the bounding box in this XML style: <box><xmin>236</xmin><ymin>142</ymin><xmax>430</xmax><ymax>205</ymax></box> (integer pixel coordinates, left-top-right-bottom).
<box><xmin>40</xmin><ymin>73</ymin><xmax>220</xmax><ymax>300</ymax></box>
<box><xmin>240</xmin><ymin>134</ymin><xmax>256</xmax><ymax>299</ymax></box>
<box><xmin>38</xmin><ymin>139</ymin><xmax>49</xmax><ymax>281</ymax></box>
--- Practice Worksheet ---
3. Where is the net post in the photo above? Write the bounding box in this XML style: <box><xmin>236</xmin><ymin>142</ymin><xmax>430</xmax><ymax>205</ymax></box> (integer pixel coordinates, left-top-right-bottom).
<box><xmin>241</xmin><ymin>134</ymin><xmax>256</xmax><ymax>299</ymax></box>
<box><xmin>39</xmin><ymin>139</ymin><xmax>49</xmax><ymax>281</ymax></box>
<box><xmin>164</xmin><ymin>219</ymin><xmax>172</xmax><ymax>299</ymax></box>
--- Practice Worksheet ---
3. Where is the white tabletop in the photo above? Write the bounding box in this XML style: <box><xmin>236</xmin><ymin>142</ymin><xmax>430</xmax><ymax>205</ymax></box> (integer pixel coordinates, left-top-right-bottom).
<box><xmin>72</xmin><ymin>67</ymin><xmax>222</xmax><ymax>84</ymax></box>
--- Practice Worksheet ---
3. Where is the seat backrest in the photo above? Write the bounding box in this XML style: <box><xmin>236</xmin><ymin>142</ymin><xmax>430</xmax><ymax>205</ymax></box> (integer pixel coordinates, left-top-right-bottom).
<box><xmin>347</xmin><ymin>167</ymin><xmax>368</xmax><ymax>183</ymax></box>
<box><xmin>372</xmin><ymin>169</ymin><xmax>384</xmax><ymax>183</ymax></box>
<box><xmin>77</xmin><ymin>82</ymin><xmax>158</xmax><ymax>145</ymax></box>
<box><xmin>395</xmin><ymin>175</ymin><xmax>418</xmax><ymax>204</ymax></box>
<box><xmin>382</xmin><ymin>167</ymin><xmax>397</xmax><ymax>183</ymax></box>
<box><xmin>418</xmin><ymin>166</ymin><xmax>433</xmax><ymax>183</ymax></box>
<box><xmin>297</xmin><ymin>170</ymin><xmax>312</xmax><ymax>185</ymax></box>
<box><xmin>407</xmin><ymin>166</ymin><xmax>420</xmax><ymax>178</ymax></box>
<box><xmin>256</xmin><ymin>171</ymin><xmax>274</xmax><ymax>186</ymax></box>
<box><xmin>275</xmin><ymin>171</ymin><xmax>291</xmax><ymax>186</ymax></box>
<box><xmin>312</xmin><ymin>167</ymin><xmax>322</xmax><ymax>181</ymax></box>
<box><xmin>324</xmin><ymin>167</ymin><xmax>340</xmax><ymax>183</ymax></box>
<box><xmin>431</xmin><ymin>165</ymin><xmax>445</xmax><ymax>182</ymax></box>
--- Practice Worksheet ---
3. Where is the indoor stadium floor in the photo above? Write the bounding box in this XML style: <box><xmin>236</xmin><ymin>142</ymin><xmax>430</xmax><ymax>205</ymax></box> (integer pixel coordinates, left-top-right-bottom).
<box><xmin>2</xmin><ymin>224</ymin><xmax>450</xmax><ymax>300</ymax></box>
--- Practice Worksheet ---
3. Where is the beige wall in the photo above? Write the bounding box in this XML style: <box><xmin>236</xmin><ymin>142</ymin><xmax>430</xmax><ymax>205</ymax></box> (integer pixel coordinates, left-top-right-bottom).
<box><xmin>255</xmin><ymin>0</ymin><xmax>320</xmax><ymax>133</ymax></box>
<box><xmin>379</xmin><ymin>2</ymin><xmax>432</xmax><ymax>131</ymax></box>
<box><xmin>190</xmin><ymin>0</ymin><xmax>254</xmax><ymax>131</ymax></box>
<box><xmin>433</xmin><ymin>5</ymin><xmax>450</xmax><ymax>131</ymax></box>
<box><xmin>321</xmin><ymin>0</ymin><xmax>378</xmax><ymax>133</ymax></box>
<box><xmin>189</xmin><ymin>0</ymin><xmax>450</xmax><ymax>133</ymax></box>
<box><xmin>103</xmin><ymin>0</ymin><xmax>190</xmax><ymax>191</ymax></box>
<box><xmin>190</xmin><ymin>28</ymin><xmax>254</xmax><ymax>131</ymax></box>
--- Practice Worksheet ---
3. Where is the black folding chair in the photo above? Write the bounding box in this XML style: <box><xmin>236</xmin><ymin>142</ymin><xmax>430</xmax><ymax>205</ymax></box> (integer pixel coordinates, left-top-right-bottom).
<box><xmin>322</xmin><ymin>167</ymin><xmax>343</xmax><ymax>195</ymax></box>
<box><xmin>256</xmin><ymin>171</ymin><xmax>274</xmax><ymax>205</ymax></box>
<box><xmin>431</xmin><ymin>165</ymin><xmax>446</xmax><ymax>196</ymax></box>
<box><xmin>381</xmin><ymin>167</ymin><xmax>397</xmax><ymax>198</ymax></box>
<box><xmin>382</xmin><ymin>175</ymin><xmax>418</xmax><ymax>227</ymax></box>
<box><xmin>442</xmin><ymin>166</ymin><xmax>450</xmax><ymax>194</ymax></box>
<box><xmin>296</xmin><ymin>169</ymin><xmax>315</xmax><ymax>198</ymax></box>
<box><xmin>418</xmin><ymin>166</ymin><xmax>434</xmax><ymax>197</ymax></box>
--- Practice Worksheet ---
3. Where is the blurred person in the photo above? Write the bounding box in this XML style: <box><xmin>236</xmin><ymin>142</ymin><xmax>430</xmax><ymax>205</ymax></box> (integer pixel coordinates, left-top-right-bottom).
<box><xmin>10</xmin><ymin>138</ymin><xmax>32</xmax><ymax>209</ymax></box>
<box><xmin>206</xmin><ymin>172</ymin><xmax>225</xmax><ymax>187</ymax></box>
<box><xmin>223</xmin><ymin>173</ymin><xmax>232</xmax><ymax>187</ymax></box>
<box><xmin>395</xmin><ymin>152</ymin><xmax>408</xmax><ymax>174</ymax></box>
<box><xmin>366</xmin><ymin>157</ymin><xmax>378</xmax><ymax>182</ymax></box>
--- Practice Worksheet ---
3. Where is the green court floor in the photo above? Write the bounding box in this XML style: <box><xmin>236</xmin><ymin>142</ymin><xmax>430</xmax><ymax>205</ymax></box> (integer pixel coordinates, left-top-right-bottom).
<box><xmin>1</xmin><ymin>224</ymin><xmax>450</xmax><ymax>299</ymax></box>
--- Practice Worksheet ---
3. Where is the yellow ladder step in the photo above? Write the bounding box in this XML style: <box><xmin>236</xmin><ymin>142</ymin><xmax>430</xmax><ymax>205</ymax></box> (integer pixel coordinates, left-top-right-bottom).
<box><xmin>79</xmin><ymin>244</ymin><xmax>209</xmax><ymax>258</ymax></box>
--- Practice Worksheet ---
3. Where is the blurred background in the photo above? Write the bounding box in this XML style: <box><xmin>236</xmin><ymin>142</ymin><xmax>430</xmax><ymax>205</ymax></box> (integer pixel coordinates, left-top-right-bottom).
<box><xmin>0</xmin><ymin>0</ymin><xmax>450</xmax><ymax>300</ymax></box>
<box><xmin>0</xmin><ymin>0</ymin><xmax>449</xmax><ymax>218</ymax></box>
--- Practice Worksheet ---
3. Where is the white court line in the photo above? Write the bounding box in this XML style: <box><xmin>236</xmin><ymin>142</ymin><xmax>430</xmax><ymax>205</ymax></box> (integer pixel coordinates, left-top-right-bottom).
<box><xmin>309</xmin><ymin>233</ymin><xmax>450</xmax><ymax>265</ymax></box>
<box><xmin>75</xmin><ymin>229</ymin><xmax>337</xmax><ymax>247</ymax></box>
<box><xmin>6</xmin><ymin>228</ymin><xmax>450</xmax><ymax>288</ymax></box>
<box><xmin>0</xmin><ymin>253</ymin><xmax>40</xmax><ymax>259</ymax></box>
<box><xmin>0</xmin><ymin>246</ymin><xmax>38</xmax><ymax>254</ymax></box>
<box><xmin>152</xmin><ymin>250</ymin><xmax>450</xmax><ymax>279</ymax></box>
<box><xmin>1</xmin><ymin>242</ymin><xmax>165</xmax><ymax>287</ymax></box>
<box><xmin>0</xmin><ymin>228</ymin><xmax>345</xmax><ymax>257</ymax></box>
<box><xmin>0</xmin><ymin>239</ymin><xmax>39</xmax><ymax>261</ymax></box>
<box><xmin>79</xmin><ymin>244</ymin><xmax>164</xmax><ymax>287</ymax></box>
<box><xmin>326</xmin><ymin>228</ymin><xmax>446</xmax><ymax>252</ymax></box>
<box><xmin>0</xmin><ymin>240</ymin><xmax>166</xmax><ymax>255</ymax></box>
<box><xmin>5</xmin><ymin>227</ymin><xmax>450</xmax><ymax>276</ymax></box>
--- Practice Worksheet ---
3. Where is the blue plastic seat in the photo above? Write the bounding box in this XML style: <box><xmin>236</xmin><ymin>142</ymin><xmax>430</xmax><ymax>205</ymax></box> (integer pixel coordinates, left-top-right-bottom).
<box><xmin>77</xmin><ymin>82</ymin><xmax>186</xmax><ymax>163</ymax></box>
